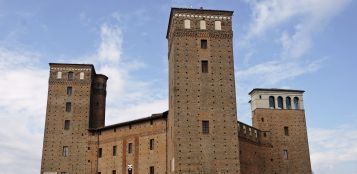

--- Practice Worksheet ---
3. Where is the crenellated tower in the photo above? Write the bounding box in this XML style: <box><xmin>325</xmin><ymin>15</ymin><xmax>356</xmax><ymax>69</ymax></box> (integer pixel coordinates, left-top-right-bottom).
<box><xmin>166</xmin><ymin>8</ymin><xmax>241</xmax><ymax>174</ymax></box>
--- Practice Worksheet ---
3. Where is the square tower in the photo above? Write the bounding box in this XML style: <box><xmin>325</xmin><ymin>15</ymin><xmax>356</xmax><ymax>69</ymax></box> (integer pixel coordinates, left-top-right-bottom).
<box><xmin>249</xmin><ymin>88</ymin><xmax>312</xmax><ymax>174</ymax></box>
<box><xmin>41</xmin><ymin>63</ymin><xmax>108</xmax><ymax>174</ymax></box>
<box><xmin>167</xmin><ymin>8</ymin><xmax>240</xmax><ymax>173</ymax></box>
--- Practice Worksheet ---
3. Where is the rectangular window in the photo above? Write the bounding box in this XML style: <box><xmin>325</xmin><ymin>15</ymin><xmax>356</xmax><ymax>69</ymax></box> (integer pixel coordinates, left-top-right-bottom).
<box><xmin>283</xmin><ymin>149</ymin><xmax>288</xmax><ymax>160</ymax></box>
<box><xmin>202</xmin><ymin>120</ymin><xmax>209</xmax><ymax>134</ymax></box>
<box><xmin>65</xmin><ymin>102</ymin><xmax>71</xmax><ymax>112</ymax></box>
<box><xmin>200</xmin><ymin>40</ymin><xmax>207</xmax><ymax>49</ymax></box>
<box><xmin>215</xmin><ymin>21</ymin><xmax>222</xmax><ymax>30</ymax></box>
<box><xmin>201</xmin><ymin>60</ymin><xmax>208</xmax><ymax>73</ymax></box>
<box><xmin>57</xmin><ymin>72</ymin><xmax>62</xmax><ymax>79</ymax></box>
<box><xmin>80</xmin><ymin>72</ymin><xmax>85</xmax><ymax>80</ymax></box>
<box><xmin>150</xmin><ymin>139</ymin><xmax>154</xmax><ymax>150</ymax></box>
<box><xmin>112</xmin><ymin>170</ymin><xmax>116</xmax><ymax>174</ymax></box>
<box><xmin>150</xmin><ymin>166</ymin><xmax>155</xmax><ymax>174</ymax></box>
<box><xmin>98</xmin><ymin>172</ymin><xmax>101</xmax><ymax>174</ymax></box>
<box><xmin>113</xmin><ymin>146</ymin><xmax>117</xmax><ymax>156</ymax></box>
<box><xmin>64</xmin><ymin>120</ymin><xmax>70</xmax><ymax>130</ymax></box>
<box><xmin>67</xmin><ymin>87</ymin><xmax>72</xmax><ymax>96</ymax></box>
<box><xmin>61</xmin><ymin>172</ymin><xmax>67</xmax><ymax>174</ymax></box>
<box><xmin>200</xmin><ymin>20</ymin><xmax>206</xmax><ymax>30</ymax></box>
<box><xmin>128</xmin><ymin>143</ymin><xmax>132</xmax><ymax>154</ymax></box>
<box><xmin>284</xmin><ymin>126</ymin><xmax>289</xmax><ymax>136</ymax></box>
<box><xmin>184</xmin><ymin>19</ymin><xmax>190</xmax><ymax>29</ymax></box>
<box><xmin>98</xmin><ymin>148</ymin><xmax>102</xmax><ymax>158</ymax></box>
<box><xmin>63</xmin><ymin>146</ymin><xmax>69</xmax><ymax>157</ymax></box>
<box><xmin>68</xmin><ymin>72</ymin><xmax>74</xmax><ymax>80</ymax></box>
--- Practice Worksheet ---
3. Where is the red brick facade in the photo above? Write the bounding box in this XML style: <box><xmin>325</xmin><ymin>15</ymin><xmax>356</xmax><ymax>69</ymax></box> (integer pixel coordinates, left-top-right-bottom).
<box><xmin>41</xmin><ymin>8</ymin><xmax>312</xmax><ymax>174</ymax></box>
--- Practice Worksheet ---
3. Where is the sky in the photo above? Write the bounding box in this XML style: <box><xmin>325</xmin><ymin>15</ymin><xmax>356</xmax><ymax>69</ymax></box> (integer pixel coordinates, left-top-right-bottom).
<box><xmin>0</xmin><ymin>0</ymin><xmax>356</xmax><ymax>173</ymax></box>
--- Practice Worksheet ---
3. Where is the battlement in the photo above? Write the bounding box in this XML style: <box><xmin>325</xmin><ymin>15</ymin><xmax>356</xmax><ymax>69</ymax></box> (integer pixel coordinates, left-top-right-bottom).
<box><xmin>238</xmin><ymin>121</ymin><xmax>271</xmax><ymax>146</ymax></box>
<box><xmin>166</xmin><ymin>7</ymin><xmax>233</xmax><ymax>39</ymax></box>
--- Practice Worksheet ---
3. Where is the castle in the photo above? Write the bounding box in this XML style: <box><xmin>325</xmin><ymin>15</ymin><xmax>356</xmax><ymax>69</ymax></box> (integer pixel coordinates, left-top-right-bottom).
<box><xmin>41</xmin><ymin>8</ymin><xmax>312</xmax><ymax>174</ymax></box>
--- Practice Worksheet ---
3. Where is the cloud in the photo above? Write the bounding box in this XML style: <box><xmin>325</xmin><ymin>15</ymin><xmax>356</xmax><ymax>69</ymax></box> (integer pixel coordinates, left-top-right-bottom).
<box><xmin>0</xmin><ymin>12</ymin><xmax>167</xmax><ymax>173</ymax></box>
<box><xmin>98</xmin><ymin>23</ymin><xmax>123</xmax><ymax>63</ymax></box>
<box><xmin>236</xmin><ymin>0</ymin><xmax>350</xmax><ymax>92</ymax></box>
<box><xmin>309</xmin><ymin>123</ymin><xmax>357</xmax><ymax>173</ymax></box>
<box><xmin>237</xmin><ymin>59</ymin><xmax>323</xmax><ymax>85</ymax></box>
<box><xmin>244</xmin><ymin>0</ymin><xmax>351</xmax><ymax>59</ymax></box>
<box><xmin>0</xmin><ymin>46</ymin><xmax>47</xmax><ymax>173</ymax></box>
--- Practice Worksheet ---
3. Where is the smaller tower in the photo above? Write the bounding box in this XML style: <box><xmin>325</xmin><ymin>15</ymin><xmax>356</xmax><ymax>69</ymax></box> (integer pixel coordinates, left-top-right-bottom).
<box><xmin>249</xmin><ymin>88</ymin><xmax>312</xmax><ymax>174</ymax></box>
<box><xmin>90</xmin><ymin>74</ymin><xmax>108</xmax><ymax>129</ymax></box>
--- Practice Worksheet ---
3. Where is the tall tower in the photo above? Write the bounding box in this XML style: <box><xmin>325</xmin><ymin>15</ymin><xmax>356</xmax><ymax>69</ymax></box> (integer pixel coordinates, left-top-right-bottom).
<box><xmin>41</xmin><ymin>63</ymin><xmax>107</xmax><ymax>174</ymax></box>
<box><xmin>249</xmin><ymin>88</ymin><xmax>312</xmax><ymax>174</ymax></box>
<box><xmin>167</xmin><ymin>8</ymin><xmax>240</xmax><ymax>173</ymax></box>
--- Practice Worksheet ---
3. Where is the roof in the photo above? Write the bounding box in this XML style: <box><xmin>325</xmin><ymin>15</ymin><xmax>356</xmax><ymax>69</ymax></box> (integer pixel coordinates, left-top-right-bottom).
<box><xmin>49</xmin><ymin>63</ymin><xmax>94</xmax><ymax>67</ymax></box>
<box><xmin>166</xmin><ymin>7</ymin><xmax>234</xmax><ymax>38</ymax></box>
<box><xmin>248</xmin><ymin>88</ymin><xmax>305</xmax><ymax>95</ymax></box>
<box><xmin>97</xmin><ymin>111</ymin><xmax>168</xmax><ymax>131</ymax></box>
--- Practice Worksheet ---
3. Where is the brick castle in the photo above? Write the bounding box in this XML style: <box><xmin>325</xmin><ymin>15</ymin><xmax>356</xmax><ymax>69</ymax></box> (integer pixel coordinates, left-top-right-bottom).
<box><xmin>41</xmin><ymin>8</ymin><xmax>312</xmax><ymax>174</ymax></box>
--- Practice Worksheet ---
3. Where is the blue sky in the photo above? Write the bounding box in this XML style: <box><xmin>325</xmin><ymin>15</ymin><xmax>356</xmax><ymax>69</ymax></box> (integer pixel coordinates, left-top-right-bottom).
<box><xmin>0</xmin><ymin>0</ymin><xmax>356</xmax><ymax>173</ymax></box>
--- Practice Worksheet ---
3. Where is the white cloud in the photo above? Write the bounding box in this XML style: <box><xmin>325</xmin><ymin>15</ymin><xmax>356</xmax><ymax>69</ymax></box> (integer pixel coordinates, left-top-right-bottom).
<box><xmin>98</xmin><ymin>23</ymin><xmax>123</xmax><ymax>63</ymax></box>
<box><xmin>237</xmin><ymin>59</ymin><xmax>322</xmax><ymax>85</ymax></box>
<box><xmin>0</xmin><ymin>47</ymin><xmax>47</xmax><ymax>173</ymax></box>
<box><xmin>0</xmin><ymin>13</ymin><xmax>167</xmax><ymax>174</ymax></box>
<box><xmin>236</xmin><ymin>0</ymin><xmax>350</xmax><ymax>95</ymax></box>
<box><xmin>246</xmin><ymin>0</ymin><xmax>351</xmax><ymax>59</ymax></box>
<box><xmin>309</xmin><ymin>124</ymin><xmax>357</xmax><ymax>174</ymax></box>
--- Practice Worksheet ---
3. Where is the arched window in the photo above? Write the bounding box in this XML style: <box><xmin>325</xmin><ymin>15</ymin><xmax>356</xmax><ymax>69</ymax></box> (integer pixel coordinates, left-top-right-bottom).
<box><xmin>200</xmin><ymin>20</ymin><xmax>206</xmax><ymax>29</ymax></box>
<box><xmin>184</xmin><ymin>19</ymin><xmax>191</xmax><ymax>29</ymax></box>
<box><xmin>277</xmin><ymin>96</ymin><xmax>283</xmax><ymax>109</ymax></box>
<box><xmin>294</xmin><ymin>97</ymin><xmax>299</xmax><ymax>109</ymax></box>
<box><xmin>269</xmin><ymin>96</ymin><xmax>275</xmax><ymax>109</ymax></box>
<box><xmin>68</xmin><ymin>71</ymin><xmax>74</xmax><ymax>80</ymax></box>
<box><xmin>286</xmin><ymin>97</ymin><xmax>292</xmax><ymax>109</ymax></box>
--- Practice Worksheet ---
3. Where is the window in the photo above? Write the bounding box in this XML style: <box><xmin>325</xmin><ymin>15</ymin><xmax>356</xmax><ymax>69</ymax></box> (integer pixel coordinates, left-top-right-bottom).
<box><xmin>277</xmin><ymin>96</ymin><xmax>283</xmax><ymax>109</ymax></box>
<box><xmin>294</xmin><ymin>97</ymin><xmax>299</xmax><ymax>109</ymax></box>
<box><xmin>65</xmin><ymin>102</ymin><xmax>71</xmax><ymax>112</ymax></box>
<box><xmin>67</xmin><ymin>87</ymin><xmax>72</xmax><ymax>96</ymax></box>
<box><xmin>283</xmin><ymin>149</ymin><xmax>288</xmax><ymax>160</ymax></box>
<box><xmin>63</xmin><ymin>146</ymin><xmax>69</xmax><ymax>157</ymax></box>
<box><xmin>61</xmin><ymin>172</ymin><xmax>67</xmax><ymax>174</ymax></box>
<box><xmin>184</xmin><ymin>19</ymin><xmax>190</xmax><ymax>29</ymax></box>
<box><xmin>201</xmin><ymin>60</ymin><xmax>208</xmax><ymax>73</ymax></box>
<box><xmin>284</xmin><ymin>126</ymin><xmax>289</xmax><ymax>136</ymax></box>
<box><xmin>64</xmin><ymin>120</ymin><xmax>70</xmax><ymax>130</ymax></box>
<box><xmin>150</xmin><ymin>139</ymin><xmax>154</xmax><ymax>150</ymax></box>
<box><xmin>98</xmin><ymin>172</ymin><xmax>101</xmax><ymax>174</ymax></box>
<box><xmin>98</xmin><ymin>148</ymin><xmax>102</xmax><ymax>158</ymax></box>
<box><xmin>128</xmin><ymin>143</ymin><xmax>132</xmax><ymax>153</ymax></box>
<box><xmin>112</xmin><ymin>170</ymin><xmax>116</xmax><ymax>174</ymax></box>
<box><xmin>57</xmin><ymin>72</ymin><xmax>62</xmax><ymax>79</ymax></box>
<box><xmin>286</xmin><ymin>97</ymin><xmax>292</xmax><ymax>109</ymax></box>
<box><xmin>68</xmin><ymin>72</ymin><xmax>74</xmax><ymax>80</ymax></box>
<box><xmin>202</xmin><ymin>120</ymin><xmax>209</xmax><ymax>134</ymax></box>
<box><xmin>215</xmin><ymin>21</ymin><xmax>221</xmax><ymax>30</ymax></box>
<box><xmin>269</xmin><ymin>96</ymin><xmax>275</xmax><ymax>109</ymax></box>
<box><xmin>113</xmin><ymin>146</ymin><xmax>117</xmax><ymax>156</ymax></box>
<box><xmin>200</xmin><ymin>20</ymin><xmax>206</xmax><ymax>29</ymax></box>
<box><xmin>200</xmin><ymin>40</ymin><xmax>207</xmax><ymax>49</ymax></box>
<box><xmin>150</xmin><ymin>166</ymin><xmax>155</xmax><ymax>174</ymax></box>
<box><xmin>80</xmin><ymin>72</ymin><xmax>85</xmax><ymax>80</ymax></box>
